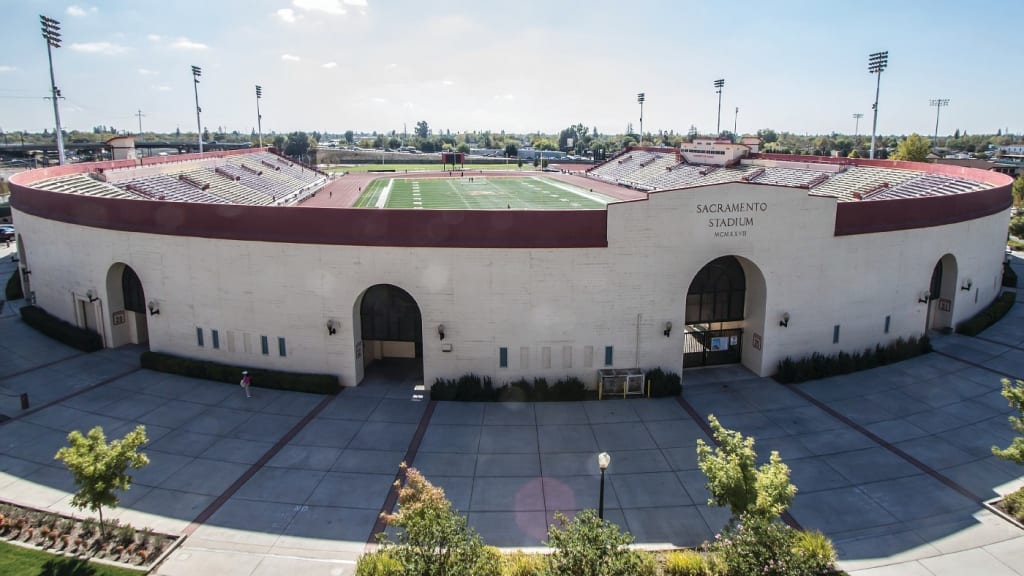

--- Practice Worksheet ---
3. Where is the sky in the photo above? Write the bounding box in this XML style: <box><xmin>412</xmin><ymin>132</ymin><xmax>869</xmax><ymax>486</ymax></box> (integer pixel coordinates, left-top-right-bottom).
<box><xmin>1</xmin><ymin>0</ymin><xmax>1022</xmax><ymax>139</ymax></box>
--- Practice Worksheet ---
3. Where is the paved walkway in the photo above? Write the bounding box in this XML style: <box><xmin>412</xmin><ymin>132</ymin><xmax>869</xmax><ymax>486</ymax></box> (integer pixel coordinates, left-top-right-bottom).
<box><xmin>0</xmin><ymin>244</ymin><xmax>1021</xmax><ymax>575</ymax></box>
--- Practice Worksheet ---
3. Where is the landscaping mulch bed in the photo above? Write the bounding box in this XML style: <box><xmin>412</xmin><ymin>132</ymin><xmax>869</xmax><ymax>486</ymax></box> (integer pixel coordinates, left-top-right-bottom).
<box><xmin>0</xmin><ymin>500</ymin><xmax>178</xmax><ymax>569</ymax></box>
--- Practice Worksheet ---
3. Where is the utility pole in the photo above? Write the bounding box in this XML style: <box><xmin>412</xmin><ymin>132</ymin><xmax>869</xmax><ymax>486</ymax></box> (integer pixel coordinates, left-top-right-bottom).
<box><xmin>255</xmin><ymin>85</ymin><xmax>263</xmax><ymax>148</ymax></box>
<box><xmin>637</xmin><ymin>93</ymin><xmax>645</xmax><ymax>147</ymax></box>
<box><xmin>853</xmin><ymin>113</ymin><xmax>864</xmax><ymax>138</ymax></box>
<box><xmin>135</xmin><ymin>109</ymin><xmax>145</xmax><ymax>136</ymax></box>
<box><xmin>191</xmin><ymin>65</ymin><xmax>203</xmax><ymax>153</ymax></box>
<box><xmin>714</xmin><ymin>79</ymin><xmax>725</xmax><ymax>136</ymax></box>
<box><xmin>40</xmin><ymin>15</ymin><xmax>67</xmax><ymax>165</ymax></box>
<box><xmin>734</xmin><ymin>106</ymin><xmax>739</xmax><ymax>137</ymax></box>
<box><xmin>929</xmin><ymin>99</ymin><xmax>949</xmax><ymax>147</ymax></box>
<box><xmin>867</xmin><ymin>51</ymin><xmax>888</xmax><ymax>159</ymax></box>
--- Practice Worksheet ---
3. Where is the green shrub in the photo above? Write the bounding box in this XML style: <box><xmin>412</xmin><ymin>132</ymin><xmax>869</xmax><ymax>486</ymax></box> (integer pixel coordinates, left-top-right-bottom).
<box><xmin>545</xmin><ymin>509</ymin><xmax>645</xmax><ymax>576</ymax></box>
<box><xmin>432</xmin><ymin>374</ymin><xmax>590</xmax><ymax>402</ymax></box>
<box><xmin>663</xmin><ymin>549</ymin><xmax>712</xmax><ymax>576</ymax></box>
<box><xmin>646</xmin><ymin>367</ymin><xmax>683</xmax><ymax>397</ymax></box>
<box><xmin>775</xmin><ymin>335</ymin><xmax>931</xmax><ymax>384</ymax></box>
<box><xmin>1005</xmin><ymin>262</ymin><xmax>1019</xmax><ymax>288</ymax></box>
<box><xmin>790</xmin><ymin>530</ymin><xmax>837</xmax><ymax>574</ymax></box>
<box><xmin>1000</xmin><ymin>486</ymin><xmax>1024</xmax><ymax>522</ymax></box>
<box><xmin>139</xmin><ymin>351</ymin><xmax>340</xmax><ymax>394</ymax></box>
<box><xmin>712</xmin><ymin>516</ymin><xmax>816</xmax><ymax>576</ymax></box>
<box><xmin>550</xmin><ymin>376</ymin><xmax>587</xmax><ymax>401</ymax></box>
<box><xmin>355</xmin><ymin>549</ymin><xmax>403</xmax><ymax>576</ymax></box>
<box><xmin>5</xmin><ymin>269</ymin><xmax>23</xmax><ymax>301</ymax></box>
<box><xmin>633</xmin><ymin>549</ymin><xmax>659</xmax><ymax>576</ymax></box>
<box><xmin>957</xmin><ymin>292</ymin><xmax>1015</xmax><ymax>336</ymax></box>
<box><xmin>20</xmin><ymin>305</ymin><xmax>103</xmax><ymax>352</ymax></box>
<box><xmin>500</xmin><ymin>550</ymin><xmax>547</xmax><ymax>576</ymax></box>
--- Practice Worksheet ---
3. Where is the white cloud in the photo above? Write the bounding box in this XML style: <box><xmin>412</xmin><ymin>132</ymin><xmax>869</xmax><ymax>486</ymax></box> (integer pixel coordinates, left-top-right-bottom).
<box><xmin>387</xmin><ymin>63</ymin><xmax>398</xmax><ymax>70</ymax></box>
<box><xmin>281</xmin><ymin>54</ymin><xmax>301</xmax><ymax>62</ymax></box>
<box><xmin>276</xmin><ymin>8</ymin><xmax>298</xmax><ymax>23</ymax></box>
<box><xmin>66</xmin><ymin>5</ymin><xmax>97</xmax><ymax>17</ymax></box>
<box><xmin>152</xmin><ymin>85</ymin><xmax>171</xmax><ymax>92</ymax></box>
<box><xmin>138</xmin><ymin>68</ymin><xmax>158</xmax><ymax>76</ymax></box>
<box><xmin>70</xmin><ymin>42</ymin><xmax>129</xmax><ymax>55</ymax></box>
<box><xmin>442</xmin><ymin>80</ymin><xmax>455</xmax><ymax>86</ymax></box>
<box><xmin>293</xmin><ymin>0</ymin><xmax>346</xmax><ymax>15</ymax></box>
<box><xmin>322</xmin><ymin>61</ymin><xmax>337</xmax><ymax>69</ymax></box>
<box><xmin>372</xmin><ymin>97</ymin><xmax>387</xmax><ymax>104</ymax></box>
<box><xmin>0</xmin><ymin>65</ymin><xmax>16</xmax><ymax>73</ymax></box>
<box><xmin>171</xmin><ymin>37</ymin><xmax>208</xmax><ymax>51</ymax></box>
<box><xmin>147</xmin><ymin>34</ymin><xmax>162</xmax><ymax>42</ymax></box>
<box><xmin>494</xmin><ymin>94</ymin><xmax>515</xmax><ymax>101</ymax></box>
<box><xmin>344</xmin><ymin>0</ymin><xmax>367</xmax><ymax>6</ymax></box>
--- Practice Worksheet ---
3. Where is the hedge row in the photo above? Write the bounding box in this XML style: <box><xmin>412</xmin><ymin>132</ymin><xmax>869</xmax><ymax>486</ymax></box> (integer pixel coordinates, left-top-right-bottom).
<box><xmin>20</xmin><ymin>305</ymin><xmax>103</xmax><ymax>352</ymax></box>
<box><xmin>1004</xmin><ymin>262</ymin><xmax>1018</xmax><ymax>288</ymax></box>
<box><xmin>430</xmin><ymin>368</ymin><xmax>682</xmax><ymax>402</ymax></box>
<box><xmin>956</xmin><ymin>291</ymin><xmax>1016</xmax><ymax>336</ymax></box>
<box><xmin>140</xmin><ymin>351</ymin><xmax>340</xmax><ymax>395</ymax></box>
<box><xmin>5</xmin><ymin>269</ymin><xmax>23</xmax><ymax>301</ymax></box>
<box><xmin>775</xmin><ymin>335</ymin><xmax>931</xmax><ymax>384</ymax></box>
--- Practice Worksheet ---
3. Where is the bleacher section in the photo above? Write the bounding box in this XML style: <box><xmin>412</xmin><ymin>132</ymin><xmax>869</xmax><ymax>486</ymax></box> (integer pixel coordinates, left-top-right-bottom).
<box><xmin>117</xmin><ymin>174</ymin><xmax>230</xmax><ymax>204</ymax></box>
<box><xmin>586</xmin><ymin>150</ymin><xmax>988</xmax><ymax>202</ymax></box>
<box><xmin>32</xmin><ymin>173</ymin><xmax>139</xmax><ymax>199</ymax></box>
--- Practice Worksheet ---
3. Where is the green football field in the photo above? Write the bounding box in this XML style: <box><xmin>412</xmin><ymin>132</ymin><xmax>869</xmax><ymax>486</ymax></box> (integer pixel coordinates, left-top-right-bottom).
<box><xmin>353</xmin><ymin>176</ymin><xmax>615</xmax><ymax>209</ymax></box>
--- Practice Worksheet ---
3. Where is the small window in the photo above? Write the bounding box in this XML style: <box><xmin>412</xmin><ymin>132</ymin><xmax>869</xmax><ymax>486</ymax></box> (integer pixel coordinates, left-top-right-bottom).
<box><xmin>196</xmin><ymin>327</ymin><xmax>204</xmax><ymax>347</ymax></box>
<box><xmin>499</xmin><ymin>347</ymin><xmax>508</xmax><ymax>368</ymax></box>
<box><xmin>604</xmin><ymin>346</ymin><xmax>613</xmax><ymax>366</ymax></box>
<box><xmin>884</xmin><ymin>316</ymin><xmax>890</xmax><ymax>334</ymax></box>
<box><xmin>833</xmin><ymin>325</ymin><xmax>840</xmax><ymax>344</ymax></box>
<box><xmin>261</xmin><ymin>335</ymin><xmax>269</xmax><ymax>355</ymax></box>
<box><xmin>278</xmin><ymin>337</ymin><xmax>287</xmax><ymax>357</ymax></box>
<box><xmin>211</xmin><ymin>329</ymin><xmax>220</xmax><ymax>349</ymax></box>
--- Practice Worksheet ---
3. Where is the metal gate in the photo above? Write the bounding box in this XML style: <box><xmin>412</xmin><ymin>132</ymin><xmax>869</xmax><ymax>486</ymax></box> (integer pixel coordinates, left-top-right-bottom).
<box><xmin>683</xmin><ymin>328</ymin><xmax>743</xmax><ymax>368</ymax></box>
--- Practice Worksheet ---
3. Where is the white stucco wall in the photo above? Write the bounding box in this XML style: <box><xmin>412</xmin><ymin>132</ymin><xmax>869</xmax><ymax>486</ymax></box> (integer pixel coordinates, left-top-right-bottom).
<box><xmin>11</xmin><ymin>181</ymin><xmax>1009</xmax><ymax>388</ymax></box>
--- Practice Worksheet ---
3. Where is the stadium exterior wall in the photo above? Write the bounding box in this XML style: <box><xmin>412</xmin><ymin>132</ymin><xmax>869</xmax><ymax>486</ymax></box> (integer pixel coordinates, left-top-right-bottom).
<box><xmin>8</xmin><ymin>162</ymin><xmax>1012</xmax><ymax>388</ymax></box>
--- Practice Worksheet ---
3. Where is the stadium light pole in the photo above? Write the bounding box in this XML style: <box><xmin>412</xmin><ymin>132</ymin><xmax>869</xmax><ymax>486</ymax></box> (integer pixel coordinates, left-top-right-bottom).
<box><xmin>853</xmin><ymin>113</ymin><xmax>864</xmax><ymax>138</ymax></box>
<box><xmin>191</xmin><ymin>65</ymin><xmax>203</xmax><ymax>154</ymax></box>
<box><xmin>714</xmin><ymin>79</ymin><xmax>725</xmax><ymax>136</ymax></box>
<box><xmin>40</xmin><ymin>15</ymin><xmax>67</xmax><ymax>165</ymax></box>
<box><xmin>734</xmin><ymin>106</ymin><xmax>739</xmax><ymax>137</ymax></box>
<box><xmin>637</xmin><ymin>92</ymin><xmax>645</xmax><ymax>147</ymax></box>
<box><xmin>929</xmin><ymin>99</ymin><xmax>949</xmax><ymax>148</ymax></box>
<box><xmin>255</xmin><ymin>85</ymin><xmax>263</xmax><ymax>148</ymax></box>
<box><xmin>867</xmin><ymin>51</ymin><xmax>888</xmax><ymax>159</ymax></box>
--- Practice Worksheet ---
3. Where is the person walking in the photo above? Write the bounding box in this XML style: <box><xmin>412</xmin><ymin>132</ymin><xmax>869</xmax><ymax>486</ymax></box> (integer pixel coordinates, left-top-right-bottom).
<box><xmin>240</xmin><ymin>370</ymin><xmax>252</xmax><ymax>398</ymax></box>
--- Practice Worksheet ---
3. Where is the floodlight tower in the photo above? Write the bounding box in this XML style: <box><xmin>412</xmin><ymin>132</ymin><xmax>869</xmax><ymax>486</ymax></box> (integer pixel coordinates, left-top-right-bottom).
<box><xmin>637</xmin><ymin>93</ymin><xmax>645</xmax><ymax>146</ymax></box>
<box><xmin>929</xmin><ymin>99</ymin><xmax>949</xmax><ymax>147</ymax></box>
<box><xmin>734</xmin><ymin>106</ymin><xmax>739</xmax><ymax>137</ymax></box>
<box><xmin>867</xmin><ymin>51</ymin><xmax>888</xmax><ymax>159</ymax></box>
<box><xmin>852</xmin><ymin>113</ymin><xmax>864</xmax><ymax>138</ymax></box>
<box><xmin>40</xmin><ymin>15</ymin><xmax>67</xmax><ymax>165</ymax></box>
<box><xmin>255</xmin><ymin>85</ymin><xmax>263</xmax><ymax>148</ymax></box>
<box><xmin>191</xmin><ymin>65</ymin><xmax>203</xmax><ymax>153</ymax></box>
<box><xmin>714</xmin><ymin>79</ymin><xmax>725</xmax><ymax>136</ymax></box>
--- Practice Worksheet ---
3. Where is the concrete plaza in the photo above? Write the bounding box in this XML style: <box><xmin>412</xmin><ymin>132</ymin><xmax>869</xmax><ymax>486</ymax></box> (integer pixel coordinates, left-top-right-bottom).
<box><xmin>1</xmin><ymin>243</ymin><xmax>1022</xmax><ymax>575</ymax></box>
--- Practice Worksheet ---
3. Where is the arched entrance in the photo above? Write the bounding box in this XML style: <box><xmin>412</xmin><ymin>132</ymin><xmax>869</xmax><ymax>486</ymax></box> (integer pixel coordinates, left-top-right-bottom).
<box><xmin>353</xmin><ymin>284</ymin><xmax>423</xmax><ymax>385</ymax></box>
<box><xmin>683</xmin><ymin>255</ymin><xmax>765</xmax><ymax>370</ymax></box>
<box><xmin>103</xmin><ymin>263</ymin><xmax>150</xmax><ymax>347</ymax></box>
<box><xmin>926</xmin><ymin>254</ymin><xmax>958</xmax><ymax>332</ymax></box>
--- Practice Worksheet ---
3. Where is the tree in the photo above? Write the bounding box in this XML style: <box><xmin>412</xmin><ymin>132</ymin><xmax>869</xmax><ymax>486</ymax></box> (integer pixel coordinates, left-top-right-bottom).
<box><xmin>344</xmin><ymin>130</ymin><xmax>354</xmax><ymax>144</ymax></box>
<box><xmin>890</xmin><ymin>133</ymin><xmax>930</xmax><ymax>162</ymax></box>
<box><xmin>377</xmin><ymin>465</ymin><xmax>497</xmax><ymax>575</ymax></box>
<box><xmin>848</xmin><ymin>149</ymin><xmax>861</xmax><ymax>158</ymax></box>
<box><xmin>504</xmin><ymin>143</ymin><xmax>518</xmax><ymax>158</ymax></box>
<box><xmin>415</xmin><ymin>120</ymin><xmax>430</xmax><ymax>139</ymax></box>
<box><xmin>54</xmin><ymin>425</ymin><xmax>149</xmax><ymax>538</ymax></box>
<box><xmin>284</xmin><ymin>131</ymin><xmax>310</xmax><ymax>158</ymax></box>
<box><xmin>545</xmin><ymin>510</ymin><xmax>649</xmax><ymax>576</ymax></box>
<box><xmin>272</xmin><ymin>134</ymin><xmax>286</xmax><ymax>150</ymax></box>
<box><xmin>757</xmin><ymin>128</ymin><xmax>779</xmax><ymax>143</ymax></box>
<box><xmin>993</xmin><ymin>378</ymin><xmax>1024</xmax><ymax>464</ymax></box>
<box><xmin>456</xmin><ymin>142</ymin><xmax>470</xmax><ymax>154</ymax></box>
<box><xmin>1013</xmin><ymin>176</ymin><xmax>1024</xmax><ymax>206</ymax></box>
<box><xmin>696</xmin><ymin>415</ymin><xmax>796</xmax><ymax>521</ymax></box>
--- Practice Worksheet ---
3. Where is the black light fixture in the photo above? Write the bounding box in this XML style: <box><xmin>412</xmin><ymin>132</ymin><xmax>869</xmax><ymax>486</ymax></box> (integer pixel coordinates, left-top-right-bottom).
<box><xmin>960</xmin><ymin>279</ymin><xmax>972</xmax><ymax>291</ymax></box>
<box><xmin>714</xmin><ymin>79</ymin><xmax>725</xmax><ymax>135</ymax></box>
<box><xmin>779</xmin><ymin>312</ymin><xmax>790</xmax><ymax>328</ymax></box>
<box><xmin>663</xmin><ymin>321</ymin><xmax>672</xmax><ymax>337</ymax></box>
<box><xmin>326</xmin><ymin>319</ymin><xmax>338</xmax><ymax>335</ymax></box>
<box><xmin>21</xmin><ymin>267</ymin><xmax>31</xmax><ymax>275</ymax></box>
<box><xmin>597</xmin><ymin>452</ymin><xmax>611</xmax><ymax>520</ymax></box>
<box><xmin>147</xmin><ymin>300</ymin><xmax>160</xmax><ymax>316</ymax></box>
<box><xmin>867</xmin><ymin>50</ymin><xmax>889</xmax><ymax>159</ymax></box>
<box><xmin>191</xmin><ymin>65</ymin><xmax>203</xmax><ymax>153</ymax></box>
<box><xmin>918</xmin><ymin>291</ymin><xmax>930</xmax><ymax>304</ymax></box>
<box><xmin>437</xmin><ymin>324</ymin><xmax>446</xmax><ymax>341</ymax></box>
<box><xmin>86</xmin><ymin>289</ymin><xmax>98</xmax><ymax>303</ymax></box>
<box><xmin>40</xmin><ymin>14</ymin><xmax>67</xmax><ymax>165</ymax></box>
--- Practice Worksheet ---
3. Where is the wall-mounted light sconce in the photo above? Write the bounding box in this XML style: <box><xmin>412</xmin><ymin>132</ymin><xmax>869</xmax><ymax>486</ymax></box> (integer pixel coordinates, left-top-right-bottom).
<box><xmin>437</xmin><ymin>324</ymin><xmax>446</xmax><ymax>341</ymax></box>
<box><xmin>21</xmin><ymin>268</ymin><xmax>31</xmax><ymax>275</ymax></box>
<box><xmin>326</xmin><ymin>319</ymin><xmax>338</xmax><ymax>335</ymax></box>
<box><xmin>960</xmin><ymin>278</ymin><xmax>973</xmax><ymax>291</ymax></box>
<box><xmin>147</xmin><ymin>300</ymin><xmax>160</xmax><ymax>316</ymax></box>
<box><xmin>86</xmin><ymin>289</ymin><xmax>98</xmax><ymax>303</ymax></box>
<box><xmin>779</xmin><ymin>312</ymin><xmax>790</xmax><ymax>328</ymax></box>
<box><xmin>918</xmin><ymin>290</ymin><xmax>930</xmax><ymax>304</ymax></box>
<box><xmin>663</xmin><ymin>321</ymin><xmax>672</xmax><ymax>337</ymax></box>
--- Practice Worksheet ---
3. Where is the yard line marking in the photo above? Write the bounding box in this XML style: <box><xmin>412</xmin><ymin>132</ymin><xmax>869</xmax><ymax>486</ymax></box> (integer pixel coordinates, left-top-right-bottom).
<box><xmin>375</xmin><ymin>179</ymin><xmax>394</xmax><ymax>208</ymax></box>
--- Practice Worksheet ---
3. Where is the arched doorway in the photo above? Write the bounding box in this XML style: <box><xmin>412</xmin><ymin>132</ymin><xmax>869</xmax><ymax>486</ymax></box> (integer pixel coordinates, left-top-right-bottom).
<box><xmin>353</xmin><ymin>284</ymin><xmax>423</xmax><ymax>385</ymax></box>
<box><xmin>103</xmin><ymin>263</ymin><xmax>149</xmax><ymax>347</ymax></box>
<box><xmin>927</xmin><ymin>254</ymin><xmax>958</xmax><ymax>332</ymax></box>
<box><xmin>683</xmin><ymin>256</ymin><xmax>764</xmax><ymax>369</ymax></box>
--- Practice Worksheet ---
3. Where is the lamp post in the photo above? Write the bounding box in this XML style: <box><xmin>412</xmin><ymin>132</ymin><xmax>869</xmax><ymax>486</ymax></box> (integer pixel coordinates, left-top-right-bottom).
<box><xmin>255</xmin><ymin>85</ymin><xmax>263</xmax><ymax>148</ymax></box>
<box><xmin>734</xmin><ymin>106</ymin><xmax>738</xmax><ymax>137</ymax></box>
<box><xmin>637</xmin><ymin>93</ymin><xmax>645</xmax><ymax>147</ymax></box>
<box><xmin>191</xmin><ymin>65</ymin><xmax>203</xmax><ymax>154</ymax></box>
<box><xmin>867</xmin><ymin>51</ymin><xmax>888</xmax><ymax>159</ymax></box>
<box><xmin>852</xmin><ymin>113</ymin><xmax>863</xmax><ymax>138</ymax></box>
<box><xmin>714</xmin><ymin>79</ymin><xmax>725</xmax><ymax>136</ymax></box>
<box><xmin>929</xmin><ymin>98</ymin><xmax>949</xmax><ymax>148</ymax></box>
<box><xmin>597</xmin><ymin>451</ymin><xmax>611</xmax><ymax>520</ymax></box>
<box><xmin>40</xmin><ymin>15</ymin><xmax>66</xmax><ymax>165</ymax></box>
